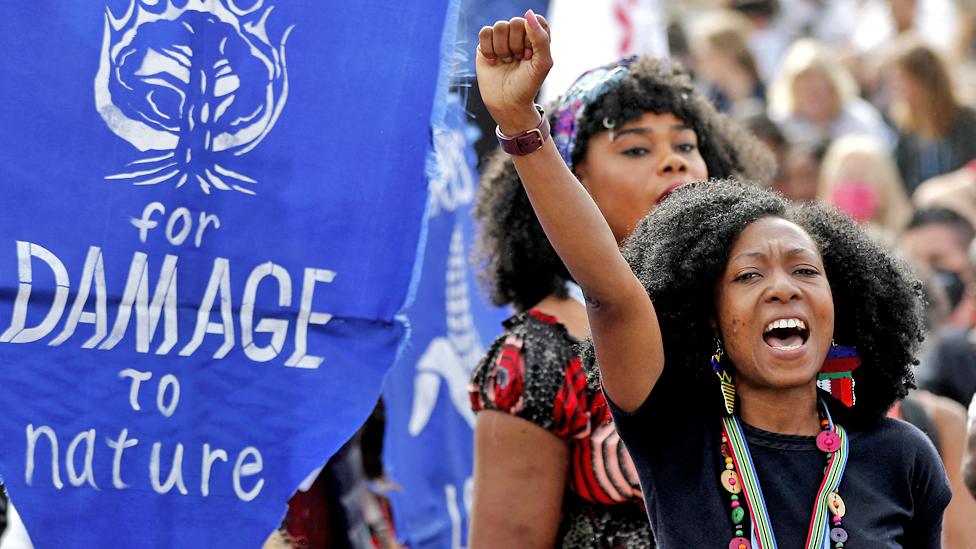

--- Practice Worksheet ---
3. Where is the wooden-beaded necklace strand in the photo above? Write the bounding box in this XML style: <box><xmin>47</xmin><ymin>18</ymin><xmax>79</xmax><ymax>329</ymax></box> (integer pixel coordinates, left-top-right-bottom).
<box><xmin>718</xmin><ymin>398</ymin><xmax>850</xmax><ymax>549</ymax></box>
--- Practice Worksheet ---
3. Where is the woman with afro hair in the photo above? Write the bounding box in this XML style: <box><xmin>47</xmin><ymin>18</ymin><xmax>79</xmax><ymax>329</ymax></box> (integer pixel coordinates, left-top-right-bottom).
<box><xmin>467</xmin><ymin>15</ymin><xmax>773</xmax><ymax>549</ymax></box>
<box><xmin>473</xmin><ymin>10</ymin><xmax>951</xmax><ymax>549</ymax></box>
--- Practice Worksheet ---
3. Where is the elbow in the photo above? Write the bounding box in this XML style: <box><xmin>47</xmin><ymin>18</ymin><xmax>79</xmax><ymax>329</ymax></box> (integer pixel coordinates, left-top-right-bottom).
<box><xmin>581</xmin><ymin>275</ymin><xmax>646</xmax><ymax>315</ymax></box>
<box><xmin>582</xmin><ymin>288</ymin><xmax>611</xmax><ymax>312</ymax></box>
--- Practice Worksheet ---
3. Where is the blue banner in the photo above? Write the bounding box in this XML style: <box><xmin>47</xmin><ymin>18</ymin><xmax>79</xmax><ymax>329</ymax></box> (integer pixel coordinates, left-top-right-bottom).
<box><xmin>382</xmin><ymin>92</ymin><xmax>509</xmax><ymax>549</ymax></box>
<box><xmin>381</xmin><ymin>2</ymin><xmax>547</xmax><ymax>547</ymax></box>
<box><xmin>0</xmin><ymin>1</ymin><xmax>454</xmax><ymax>546</ymax></box>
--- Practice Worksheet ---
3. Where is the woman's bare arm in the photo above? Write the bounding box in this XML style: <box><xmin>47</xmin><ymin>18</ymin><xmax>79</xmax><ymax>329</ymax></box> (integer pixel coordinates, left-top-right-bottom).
<box><xmin>913</xmin><ymin>391</ymin><xmax>976</xmax><ymax>549</ymax></box>
<box><xmin>476</xmin><ymin>12</ymin><xmax>663</xmax><ymax>410</ymax></box>
<box><xmin>468</xmin><ymin>411</ymin><xmax>568</xmax><ymax>548</ymax></box>
<box><xmin>964</xmin><ymin>395</ymin><xmax>976</xmax><ymax>499</ymax></box>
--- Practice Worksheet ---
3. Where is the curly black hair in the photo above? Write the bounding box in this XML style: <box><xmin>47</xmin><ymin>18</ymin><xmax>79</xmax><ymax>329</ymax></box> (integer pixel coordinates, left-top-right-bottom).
<box><xmin>474</xmin><ymin>57</ymin><xmax>775</xmax><ymax>311</ymax></box>
<box><xmin>581</xmin><ymin>179</ymin><xmax>925</xmax><ymax>426</ymax></box>
<box><xmin>472</xmin><ymin>149</ymin><xmax>574</xmax><ymax>310</ymax></box>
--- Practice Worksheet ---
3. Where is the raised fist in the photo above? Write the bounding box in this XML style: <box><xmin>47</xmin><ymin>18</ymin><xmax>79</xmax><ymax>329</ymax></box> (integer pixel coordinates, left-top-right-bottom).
<box><xmin>476</xmin><ymin>10</ymin><xmax>552</xmax><ymax>135</ymax></box>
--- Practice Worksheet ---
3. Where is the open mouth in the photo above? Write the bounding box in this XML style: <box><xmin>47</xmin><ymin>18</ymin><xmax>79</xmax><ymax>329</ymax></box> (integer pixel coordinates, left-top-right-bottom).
<box><xmin>762</xmin><ymin>318</ymin><xmax>809</xmax><ymax>351</ymax></box>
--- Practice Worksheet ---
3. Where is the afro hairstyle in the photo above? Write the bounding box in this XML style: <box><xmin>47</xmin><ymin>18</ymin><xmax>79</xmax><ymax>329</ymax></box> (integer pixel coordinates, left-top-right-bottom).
<box><xmin>581</xmin><ymin>179</ymin><xmax>925</xmax><ymax>426</ymax></box>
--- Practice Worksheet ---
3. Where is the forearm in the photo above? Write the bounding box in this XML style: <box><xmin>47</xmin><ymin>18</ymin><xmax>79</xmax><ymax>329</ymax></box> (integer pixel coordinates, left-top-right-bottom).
<box><xmin>918</xmin><ymin>393</ymin><xmax>976</xmax><ymax>548</ymax></box>
<box><xmin>512</xmin><ymin>135</ymin><xmax>664</xmax><ymax>410</ymax></box>
<box><xmin>476</xmin><ymin>15</ymin><xmax>634</xmax><ymax>308</ymax></box>
<box><xmin>469</xmin><ymin>411</ymin><xmax>568</xmax><ymax>548</ymax></box>
<box><xmin>476</xmin><ymin>11</ymin><xmax>663</xmax><ymax>410</ymax></box>
<box><xmin>511</xmin><ymin>137</ymin><xmax>638</xmax><ymax>307</ymax></box>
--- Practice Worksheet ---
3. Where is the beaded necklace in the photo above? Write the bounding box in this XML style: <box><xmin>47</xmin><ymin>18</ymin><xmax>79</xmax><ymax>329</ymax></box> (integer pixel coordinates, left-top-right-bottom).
<box><xmin>719</xmin><ymin>399</ymin><xmax>850</xmax><ymax>549</ymax></box>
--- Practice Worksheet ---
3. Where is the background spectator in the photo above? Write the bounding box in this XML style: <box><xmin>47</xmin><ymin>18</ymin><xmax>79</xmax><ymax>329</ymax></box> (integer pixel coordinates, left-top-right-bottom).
<box><xmin>914</xmin><ymin>162</ymin><xmax>976</xmax><ymax>230</ymax></box>
<box><xmin>769</xmin><ymin>39</ymin><xmax>892</xmax><ymax>148</ymax></box>
<box><xmin>819</xmin><ymin>134</ymin><xmax>912</xmax><ymax>238</ymax></box>
<box><xmin>775</xmin><ymin>140</ymin><xmax>824</xmax><ymax>202</ymax></box>
<box><xmin>901</xmin><ymin>208</ymin><xmax>976</xmax><ymax>331</ymax></box>
<box><xmin>689</xmin><ymin>10</ymin><xmax>766</xmax><ymax>117</ymax></box>
<box><xmin>896</xmin><ymin>265</ymin><xmax>976</xmax><ymax>549</ymax></box>
<box><xmin>905</xmin><ymin>211</ymin><xmax>976</xmax><ymax>422</ymax></box>
<box><xmin>887</xmin><ymin>39</ymin><xmax>976</xmax><ymax>193</ymax></box>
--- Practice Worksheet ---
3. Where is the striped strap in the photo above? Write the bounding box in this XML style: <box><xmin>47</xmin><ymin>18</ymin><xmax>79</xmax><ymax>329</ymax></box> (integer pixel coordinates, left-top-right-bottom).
<box><xmin>722</xmin><ymin>401</ymin><xmax>849</xmax><ymax>549</ymax></box>
<box><xmin>723</xmin><ymin>416</ymin><xmax>777</xmax><ymax>548</ymax></box>
<box><xmin>805</xmin><ymin>417</ymin><xmax>849</xmax><ymax>548</ymax></box>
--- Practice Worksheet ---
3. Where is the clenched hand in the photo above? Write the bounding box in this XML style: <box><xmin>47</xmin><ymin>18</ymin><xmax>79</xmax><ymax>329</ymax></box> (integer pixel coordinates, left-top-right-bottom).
<box><xmin>476</xmin><ymin>10</ymin><xmax>553</xmax><ymax>136</ymax></box>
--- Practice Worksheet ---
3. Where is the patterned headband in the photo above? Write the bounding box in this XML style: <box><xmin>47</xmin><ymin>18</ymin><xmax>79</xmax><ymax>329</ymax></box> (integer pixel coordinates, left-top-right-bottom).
<box><xmin>551</xmin><ymin>55</ymin><xmax>638</xmax><ymax>169</ymax></box>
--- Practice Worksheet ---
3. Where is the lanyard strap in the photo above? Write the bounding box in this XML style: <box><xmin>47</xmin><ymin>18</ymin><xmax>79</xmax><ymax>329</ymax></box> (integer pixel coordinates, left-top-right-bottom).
<box><xmin>723</xmin><ymin>415</ymin><xmax>776</xmax><ymax>548</ymax></box>
<box><xmin>721</xmin><ymin>401</ymin><xmax>849</xmax><ymax>549</ymax></box>
<box><xmin>805</xmin><ymin>405</ymin><xmax>849</xmax><ymax>548</ymax></box>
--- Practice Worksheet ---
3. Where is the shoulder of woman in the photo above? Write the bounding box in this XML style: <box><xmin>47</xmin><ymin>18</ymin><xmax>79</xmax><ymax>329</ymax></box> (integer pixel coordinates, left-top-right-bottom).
<box><xmin>843</xmin><ymin>96</ymin><xmax>879</xmax><ymax>116</ymax></box>
<box><xmin>856</xmin><ymin>415</ymin><xmax>942</xmax><ymax>461</ymax></box>
<box><xmin>469</xmin><ymin>310</ymin><xmax>582</xmax><ymax>432</ymax></box>
<box><xmin>838</xmin><ymin>99</ymin><xmax>888</xmax><ymax>134</ymax></box>
<box><xmin>872</xmin><ymin>417</ymin><xmax>951</xmax><ymax>497</ymax></box>
<box><xmin>873</xmin><ymin>413</ymin><xmax>935</xmax><ymax>439</ymax></box>
<box><xmin>499</xmin><ymin>309</ymin><xmax>579</xmax><ymax>354</ymax></box>
<box><xmin>874</xmin><ymin>416</ymin><xmax>950</xmax><ymax>497</ymax></box>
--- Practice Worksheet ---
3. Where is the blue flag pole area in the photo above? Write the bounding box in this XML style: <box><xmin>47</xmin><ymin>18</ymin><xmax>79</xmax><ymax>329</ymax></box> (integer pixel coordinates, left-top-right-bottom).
<box><xmin>382</xmin><ymin>90</ymin><xmax>510</xmax><ymax>549</ymax></box>
<box><xmin>0</xmin><ymin>1</ymin><xmax>456</xmax><ymax>546</ymax></box>
<box><xmin>380</xmin><ymin>2</ymin><xmax>547</xmax><ymax>546</ymax></box>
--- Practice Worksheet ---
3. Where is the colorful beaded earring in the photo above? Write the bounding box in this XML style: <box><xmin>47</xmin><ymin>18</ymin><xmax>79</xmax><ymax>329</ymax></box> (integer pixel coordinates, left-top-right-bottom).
<box><xmin>711</xmin><ymin>340</ymin><xmax>735</xmax><ymax>415</ymax></box>
<box><xmin>817</xmin><ymin>342</ymin><xmax>861</xmax><ymax>408</ymax></box>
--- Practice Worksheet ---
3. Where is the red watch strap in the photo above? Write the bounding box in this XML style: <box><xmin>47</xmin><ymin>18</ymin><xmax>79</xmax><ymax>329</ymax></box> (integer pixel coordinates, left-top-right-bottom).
<box><xmin>495</xmin><ymin>105</ymin><xmax>550</xmax><ymax>156</ymax></box>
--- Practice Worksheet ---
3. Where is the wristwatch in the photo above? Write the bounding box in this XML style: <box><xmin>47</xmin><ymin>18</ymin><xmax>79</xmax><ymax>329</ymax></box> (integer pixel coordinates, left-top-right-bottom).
<box><xmin>495</xmin><ymin>104</ymin><xmax>550</xmax><ymax>156</ymax></box>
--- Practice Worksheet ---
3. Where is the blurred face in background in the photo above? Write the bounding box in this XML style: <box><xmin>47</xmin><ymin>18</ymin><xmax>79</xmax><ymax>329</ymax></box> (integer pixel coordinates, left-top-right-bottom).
<box><xmin>774</xmin><ymin>147</ymin><xmax>820</xmax><ymax>202</ymax></box>
<box><xmin>902</xmin><ymin>224</ymin><xmax>972</xmax><ymax>283</ymax></box>
<box><xmin>792</xmin><ymin>70</ymin><xmax>839</xmax><ymax>125</ymax></box>
<box><xmin>888</xmin><ymin>0</ymin><xmax>918</xmax><ymax>32</ymax></box>
<box><xmin>890</xmin><ymin>67</ymin><xmax>925</xmax><ymax>113</ymax></box>
<box><xmin>694</xmin><ymin>43</ymin><xmax>725</xmax><ymax>83</ymax></box>
<box><xmin>822</xmin><ymin>154</ymin><xmax>881</xmax><ymax>223</ymax></box>
<box><xmin>902</xmin><ymin>223</ymin><xmax>974</xmax><ymax>315</ymax></box>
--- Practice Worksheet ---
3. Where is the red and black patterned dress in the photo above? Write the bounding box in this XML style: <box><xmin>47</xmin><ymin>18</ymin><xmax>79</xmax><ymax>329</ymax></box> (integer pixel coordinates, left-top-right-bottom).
<box><xmin>469</xmin><ymin>310</ymin><xmax>654</xmax><ymax>548</ymax></box>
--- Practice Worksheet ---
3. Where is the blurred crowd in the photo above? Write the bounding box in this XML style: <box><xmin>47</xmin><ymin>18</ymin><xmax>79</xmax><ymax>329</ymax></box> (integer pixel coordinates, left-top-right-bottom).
<box><xmin>675</xmin><ymin>0</ymin><xmax>976</xmax><ymax>228</ymax></box>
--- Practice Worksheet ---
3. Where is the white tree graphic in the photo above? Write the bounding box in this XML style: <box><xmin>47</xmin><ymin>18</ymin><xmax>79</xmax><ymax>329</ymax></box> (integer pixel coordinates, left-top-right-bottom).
<box><xmin>95</xmin><ymin>0</ymin><xmax>294</xmax><ymax>195</ymax></box>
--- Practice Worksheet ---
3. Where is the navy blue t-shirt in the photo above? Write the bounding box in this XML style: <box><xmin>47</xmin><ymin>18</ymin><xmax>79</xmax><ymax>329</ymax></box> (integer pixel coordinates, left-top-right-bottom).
<box><xmin>608</xmin><ymin>365</ymin><xmax>952</xmax><ymax>548</ymax></box>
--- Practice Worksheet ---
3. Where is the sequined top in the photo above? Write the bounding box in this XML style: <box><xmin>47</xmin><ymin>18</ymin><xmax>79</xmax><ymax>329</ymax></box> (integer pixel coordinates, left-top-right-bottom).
<box><xmin>469</xmin><ymin>310</ymin><xmax>653</xmax><ymax>548</ymax></box>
